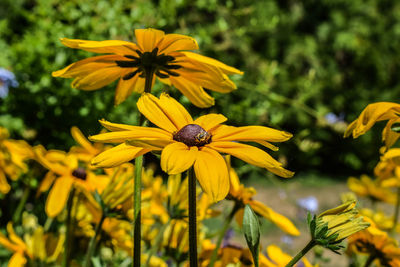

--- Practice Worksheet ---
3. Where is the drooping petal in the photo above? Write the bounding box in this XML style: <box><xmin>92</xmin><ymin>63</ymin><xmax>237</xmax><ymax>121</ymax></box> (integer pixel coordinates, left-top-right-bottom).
<box><xmin>212</xmin><ymin>125</ymin><xmax>292</xmax><ymax>143</ymax></box>
<box><xmin>52</xmin><ymin>55</ymin><xmax>125</xmax><ymax>78</ymax></box>
<box><xmin>71</xmin><ymin>126</ymin><xmax>97</xmax><ymax>154</ymax></box>
<box><xmin>382</xmin><ymin>118</ymin><xmax>400</xmax><ymax>149</ymax></box>
<box><xmin>194</xmin><ymin>147</ymin><xmax>229</xmax><ymax>202</ymax></box>
<box><xmin>46</xmin><ymin>176</ymin><xmax>74</xmax><ymax>218</ymax></box>
<box><xmin>9</xmin><ymin>252</ymin><xmax>27</xmax><ymax>267</ymax></box>
<box><xmin>91</xmin><ymin>143</ymin><xmax>150</xmax><ymax>168</ymax></box>
<box><xmin>344</xmin><ymin>102</ymin><xmax>400</xmax><ymax>139</ymax></box>
<box><xmin>181</xmin><ymin>51</ymin><xmax>243</xmax><ymax>75</ymax></box>
<box><xmin>169</xmin><ymin>76</ymin><xmax>215</xmax><ymax>108</ymax></box>
<box><xmin>71</xmin><ymin>66</ymin><xmax>123</xmax><ymax>90</ymax></box>
<box><xmin>135</xmin><ymin>28</ymin><xmax>165</xmax><ymax>52</ymax></box>
<box><xmin>137</xmin><ymin>93</ymin><xmax>192</xmax><ymax>132</ymax></box>
<box><xmin>89</xmin><ymin>127</ymin><xmax>172</xmax><ymax>143</ymax></box>
<box><xmin>193</xmin><ymin>114</ymin><xmax>227</xmax><ymax>132</ymax></box>
<box><xmin>157</xmin><ymin>34</ymin><xmax>199</xmax><ymax>54</ymax></box>
<box><xmin>114</xmin><ymin>73</ymin><xmax>144</xmax><ymax>105</ymax></box>
<box><xmin>60</xmin><ymin>38</ymin><xmax>140</xmax><ymax>55</ymax></box>
<box><xmin>250</xmin><ymin>200</ymin><xmax>300</xmax><ymax>236</ymax></box>
<box><xmin>37</xmin><ymin>171</ymin><xmax>56</xmax><ymax>196</ymax></box>
<box><xmin>161</xmin><ymin>142</ymin><xmax>198</xmax><ymax>174</ymax></box>
<box><xmin>209</xmin><ymin>141</ymin><xmax>294</xmax><ymax>178</ymax></box>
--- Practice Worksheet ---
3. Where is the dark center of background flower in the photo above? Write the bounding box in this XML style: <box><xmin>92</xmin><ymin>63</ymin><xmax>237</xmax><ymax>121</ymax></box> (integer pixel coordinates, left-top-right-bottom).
<box><xmin>72</xmin><ymin>167</ymin><xmax>87</xmax><ymax>180</ymax></box>
<box><xmin>115</xmin><ymin>48</ymin><xmax>181</xmax><ymax>80</ymax></box>
<box><xmin>173</xmin><ymin>124</ymin><xmax>211</xmax><ymax>147</ymax></box>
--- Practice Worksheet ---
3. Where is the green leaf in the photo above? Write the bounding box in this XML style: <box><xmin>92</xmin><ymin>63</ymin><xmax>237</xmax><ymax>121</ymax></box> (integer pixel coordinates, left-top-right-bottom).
<box><xmin>243</xmin><ymin>204</ymin><xmax>260</xmax><ymax>267</ymax></box>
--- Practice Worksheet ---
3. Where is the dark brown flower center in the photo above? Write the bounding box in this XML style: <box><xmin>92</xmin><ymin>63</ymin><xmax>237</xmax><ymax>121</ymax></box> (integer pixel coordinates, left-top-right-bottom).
<box><xmin>72</xmin><ymin>167</ymin><xmax>87</xmax><ymax>180</ymax></box>
<box><xmin>115</xmin><ymin>47</ymin><xmax>181</xmax><ymax>80</ymax></box>
<box><xmin>173</xmin><ymin>124</ymin><xmax>211</xmax><ymax>147</ymax></box>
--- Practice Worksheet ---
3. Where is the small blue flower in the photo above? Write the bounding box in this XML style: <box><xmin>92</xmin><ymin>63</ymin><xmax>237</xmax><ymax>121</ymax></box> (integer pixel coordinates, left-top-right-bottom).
<box><xmin>297</xmin><ymin>196</ymin><xmax>318</xmax><ymax>213</ymax></box>
<box><xmin>0</xmin><ymin>68</ymin><xmax>18</xmax><ymax>99</ymax></box>
<box><xmin>324</xmin><ymin>112</ymin><xmax>345</xmax><ymax>124</ymax></box>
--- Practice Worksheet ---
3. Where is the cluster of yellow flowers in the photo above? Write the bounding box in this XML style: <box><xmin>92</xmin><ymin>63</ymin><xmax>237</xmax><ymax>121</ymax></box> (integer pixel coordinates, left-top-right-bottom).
<box><xmin>2</xmin><ymin>28</ymin><xmax>390</xmax><ymax>267</ymax></box>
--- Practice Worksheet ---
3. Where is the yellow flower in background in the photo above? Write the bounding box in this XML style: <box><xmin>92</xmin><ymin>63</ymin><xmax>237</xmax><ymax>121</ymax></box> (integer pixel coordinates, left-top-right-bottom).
<box><xmin>344</xmin><ymin>102</ymin><xmax>400</xmax><ymax>149</ymax></box>
<box><xmin>34</xmin><ymin>145</ymin><xmax>109</xmax><ymax>217</ymax></box>
<box><xmin>53</xmin><ymin>28</ymin><xmax>242</xmax><ymax>107</ymax></box>
<box><xmin>262</xmin><ymin>245</ymin><xmax>317</xmax><ymax>267</ymax></box>
<box><xmin>227</xmin><ymin>158</ymin><xmax>299</xmax><ymax>236</ymax></box>
<box><xmin>69</xmin><ymin>126</ymin><xmax>107</xmax><ymax>164</ymax></box>
<box><xmin>90</xmin><ymin>93</ymin><xmax>293</xmax><ymax>202</ymax></box>
<box><xmin>0</xmin><ymin>127</ymin><xmax>33</xmax><ymax>194</ymax></box>
<box><xmin>374</xmin><ymin>148</ymin><xmax>400</xmax><ymax>188</ymax></box>
<box><xmin>347</xmin><ymin>175</ymin><xmax>396</xmax><ymax>204</ymax></box>
<box><xmin>347</xmin><ymin>223</ymin><xmax>400</xmax><ymax>267</ymax></box>
<box><xmin>360</xmin><ymin>209</ymin><xmax>397</xmax><ymax>232</ymax></box>
<box><xmin>0</xmin><ymin>222</ymin><xmax>65</xmax><ymax>266</ymax></box>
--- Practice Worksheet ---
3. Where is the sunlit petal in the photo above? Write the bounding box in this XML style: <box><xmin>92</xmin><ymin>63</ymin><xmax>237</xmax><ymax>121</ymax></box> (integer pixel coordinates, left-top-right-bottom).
<box><xmin>161</xmin><ymin>142</ymin><xmax>198</xmax><ymax>174</ymax></box>
<box><xmin>91</xmin><ymin>143</ymin><xmax>149</xmax><ymax>168</ymax></box>
<box><xmin>135</xmin><ymin>28</ymin><xmax>165</xmax><ymax>52</ymax></box>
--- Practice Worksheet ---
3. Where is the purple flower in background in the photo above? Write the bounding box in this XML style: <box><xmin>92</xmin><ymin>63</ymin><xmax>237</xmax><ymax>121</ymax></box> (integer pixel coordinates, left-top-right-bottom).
<box><xmin>0</xmin><ymin>68</ymin><xmax>18</xmax><ymax>99</ymax></box>
<box><xmin>297</xmin><ymin>196</ymin><xmax>318</xmax><ymax>213</ymax></box>
<box><xmin>324</xmin><ymin>112</ymin><xmax>345</xmax><ymax>124</ymax></box>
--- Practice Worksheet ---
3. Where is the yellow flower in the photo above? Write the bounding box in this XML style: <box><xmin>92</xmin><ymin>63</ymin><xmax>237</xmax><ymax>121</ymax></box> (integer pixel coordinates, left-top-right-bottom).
<box><xmin>53</xmin><ymin>28</ymin><xmax>243</xmax><ymax>107</ymax></box>
<box><xmin>347</xmin><ymin>224</ymin><xmax>400</xmax><ymax>266</ymax></box>
<box><xmin>227</xmin><ymin>158</ymin><xmax>299</xmax><ymax>236</ymax></box>
<box><xmin>34</xmin><ymin>145</ymin><xmax>109</xmax><ymax>217</ymax></box>
<box><xmin>262</xmin><ymin>245</ymin><xmax>317</xmax><ymax>267</ymax></box>
<box><xmin>0</xmin><ymin>127</ymin><xmax>33</xmax><ymax>194</ymax></box>
<box><xmin>90</xmin><ymin>93</ymin><xmax>293</xmax><ymax>202</ymax></box>
<box><xmin>344</xmin><ymin>102</ymin><xmax>400</xmax><ymax>149</ymax></box>
<box><xmin>0</xmin><ymin>222</ymin><xmax>65</xmax><ymax>266</ymax></box>
<box><xmin>360</xmin><ymin>209</ymin><xmax>396</xmax><ymax>232</ymax></box>
<box><xmin>347</xmin><ymin>175</ymin><xmax>396</xmax><ymax>203</ymax></box>
<box><xmin>315</xmin><ymin>201</ymin><xmax>370</xmax><ymax>243</ymax></box>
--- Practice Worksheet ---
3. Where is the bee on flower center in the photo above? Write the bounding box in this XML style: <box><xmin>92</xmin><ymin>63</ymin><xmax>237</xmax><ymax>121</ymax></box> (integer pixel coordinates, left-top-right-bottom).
<box><xmin>173</xmin><ymin>124</ymin><xmax>211</xmax><ymax>147</ymax></box>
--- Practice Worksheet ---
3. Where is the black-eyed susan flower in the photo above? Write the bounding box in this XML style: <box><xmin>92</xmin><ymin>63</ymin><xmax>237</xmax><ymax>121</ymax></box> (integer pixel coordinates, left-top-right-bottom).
<box><xmin>344</xmin><ymin>102</ymin><xmax>400</xmax><ymax>149</ymax></box>
<box><xmin>347</xmin><ymin>175</ymin><xmax>396</xmax><ymax>204</ymax></box>
<box><xmin>34</xmin><ymin>146</ymin><xmax>109</xmax><ymax>217</ymax></box>
<box><xmin>0</xmin><ymin>127</ymin><xmax>33</xmax><ymax>194</ymax></box>
<box><xmin>227</xmin><ymin>159</ymin><xmax>300</xmax><ymax>236</ymax></box>
<box><xmin>89</xmin><ymin>93</ymin><xmax>294</xmax><ymax>202</ymax></box>
<box><xmin>347</xmin><ymin>222</ymin><xmax>400</xmax><ymax>267</ymax></box>
<box><xmin>52</xmin><ymin>28</ymin><xmax>242</xmax><ymax>107</ymax></box>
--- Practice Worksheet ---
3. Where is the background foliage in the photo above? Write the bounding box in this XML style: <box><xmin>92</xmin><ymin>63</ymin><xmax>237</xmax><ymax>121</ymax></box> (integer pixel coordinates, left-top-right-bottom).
<box><xmin>2</xmin><ymin>0</ymin><xmax>400</xmax><ymax>179</ymax></box>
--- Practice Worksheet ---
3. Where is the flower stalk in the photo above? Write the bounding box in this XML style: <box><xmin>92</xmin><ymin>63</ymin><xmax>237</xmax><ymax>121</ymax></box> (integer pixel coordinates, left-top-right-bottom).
<box><xmin>285</xmin><ymin>240</ymin><xmax>316</xmax><ymax>267</ymax></box>
<box><xmin>84</xmin><ymin>212</ymin><xmax>106</xmax><ymax>267</ymax></box>
<box><xmin>62</xmin><ymin>188</ymin><xmax>76</xmax><ymax>267</ymax></box>
<box><xmin>188</xmin><ymin>166</ymin><xmax>198</xmax><ymax>267</ymax></box>
<box><xmin>133</xmin><ymin>68</ymin><xmax>154</xmax><ymax>267</ymax></box>
<box><xmin>209</xmin><ymin>203</ymin><xmax>240</xmax><ymax>267</ymax></box>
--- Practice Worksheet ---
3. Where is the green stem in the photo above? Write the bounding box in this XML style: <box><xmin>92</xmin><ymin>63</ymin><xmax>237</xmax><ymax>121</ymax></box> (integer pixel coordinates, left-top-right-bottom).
<box><xmin>145</xmin><ymin>219</ymin><xmax>171</xmax><ymax>267</ymax></box>
<box><xmin>84</xmin><ymin>212</ymin><xmax>106</xmax><ymax>267</ymax></box>
<box><xmin>188</xmin><ymin>167</ymin><xmax>198</xmax><ymax>267</ymax></box>
<box><xmin>209</xmin><ymin>203</ymin><xmax>240</xmax><ymax>267</ymax></box>
<box><xmin>62</xmin><ymin>188</ymin><xmax>76</xmax><ymax>267</ymax></box>
<box><xmin>392</xmin><ymin>187</ymin><xmax>400</xmax><ymax>233</ymax></box>
<box><xmin>133</xmin><ymin>68</ymin><xmax>154</xmax><ymax>267</ymax></box>
<box><xmin>285</xmin><ymin>240</ymin><xmax>316</xmax><ymax>267</ymax></box>
<box><xmin>364</xmin><ymin>254</ymin><xmax>376</xmax><ymax>267</ymax></box>
<box><xmin>44</xmin><ymin>217</ymin><xmax>53</xmax><ymax>232</ymax></box>
<box><xmin>13</xmin><ymin>186</ymin><xmax>30</xmax><ymax>223</ymax></box>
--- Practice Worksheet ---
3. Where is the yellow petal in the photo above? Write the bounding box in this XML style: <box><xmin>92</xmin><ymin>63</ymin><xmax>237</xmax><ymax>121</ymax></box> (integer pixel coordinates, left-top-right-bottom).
<box><xmin>91</xmin><ymin>143</ymin><xmax>149</xmax><ymax>168</ymax></box>
<box><xmin>193</xmin><ymin>114</ymin><xmax>227</xmax><ymax>132</ymax></box>
<box><xmin>383</xmin><ymin>118</ymin><xmax>400</xmax><ymax>148</ymax></box>
<box><xmin>71</xmin><ymin>126</ymin><xmax>97</xmax><ymax>154</ymax></box>
<box><xmin>209</xmin><ymin>141</ymin><xmax>294</xmax><ymax>178</ymax></box>
<box><xmin>169</xmin><ymin>76</ymin><xmax>215</xmax><ymax>108</ymax></box>
<box><xmin>46</xmin><ymin>176</ymin><xmax>74</xmax><ymax>218</ymax></box>
<box><xmin>52</xmin><ymin>55</ymin><xmax>123</xmax><ymax>78</ymax></box>
<box><xmin>37</xmin><ymin>171</ymin><xmax>56</xmax><ymax>195</ymax></box>
<box><xmin>250</xmin><ymin>200</ymin><xmax>300</xmax><ymax>236</ymax></box>
<box><xmin>33</xmin><ymin>146</ymin><xmax>67</xmax><ymax>176</ymax></box>
<box><xmin>157</xmin><ymin>34</ymin><xmax>198</xmax><ymax>54</ymax></box>
<box><xmin>194</xmin><ymin>147</ymin><xmax>229</xmax><ymax>202</ymax></box>
<box><xmin>135</xmin><ymin>28</ymin><xmax>165</xmax><ymax>52</ymax></box>
<box><xmin>7</xmin><ymin>223</ymin><xmax>26</xmax><ymax>249</ymax></box>
<box><xmin>126</xmin><ymin>139</ymin><xmax>174</xmax><ymax>150</ymax></box>
<box><xmin>9</xmin><ymin>252</ymin><xmax>27</xmax><ymax>267</ymax></box>
<box><xmin>182</xmin><ymin>51</ymin><xmax>243</xmax><ymax>75</ymax></box>
<box><xmin>99</xmin><ymin>119</ymin><xmax>144</xmax><ymax>131</ymax></box>
<box><xmin>212</xmin><ymin>125</ymin><xmax>292</xmax><ymax>142</ymax></box>
<box><xmin>0</xmin><ymin>171</ymin><xmax>11</xmax><ymax>194</ymax></box>
<box><xmin>114</xmin><ymin>73</ymin><xmax>143</xmax><ymax>105</ymax></box>
<box><xmin>89</xmin><ymin>127</ymin><xmax>171</xmax><ymax>143</ymax></box>
<box><xmin>71</xmin><ymin>66</ymin><xmax>123</xmax><ymax>90</ymax></box>
<box><xmin>161</xmin><ymin>142</ymin><xmax>198</xmax><ymax>174</ymax></box>
<box><xmin>347</xmin><ymin>177</ymin><xmax>368</xmax><ymax>196</ymax></box>
<box><xmin>344</xmin><ymin>102</ymin><xmax>400</xmax><ymax>138</ymax></box>
<box><xmin>266</xmin><ymin>245</ymin><xmax>292</xmax><ymax>266</ymax></box>
<box><xmin>137</xmin><ymin>93</ymin><xmax>190</xmax><ymax>132</ymax></box>
<box><xmin>60</xmin><ymin>38</ymin><xmax>139</xmax><ymax>55</ymax></box>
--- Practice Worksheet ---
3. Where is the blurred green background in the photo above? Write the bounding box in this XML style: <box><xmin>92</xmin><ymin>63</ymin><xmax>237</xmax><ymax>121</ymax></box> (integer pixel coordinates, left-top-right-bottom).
<box><xmin>2</xmin><ymin>0</ymin><xmax>400</xmax><ymax>179</ymax></box>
